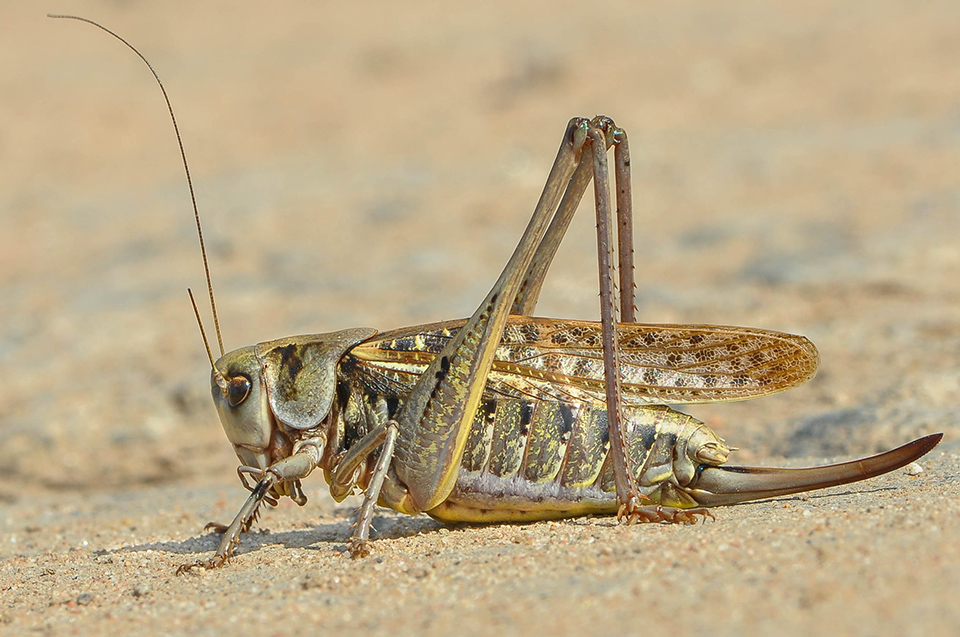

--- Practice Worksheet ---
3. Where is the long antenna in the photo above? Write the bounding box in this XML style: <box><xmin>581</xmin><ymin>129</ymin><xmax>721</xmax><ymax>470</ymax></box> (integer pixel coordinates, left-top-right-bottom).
<box><xmin>50</xmin><ymin>14</ymin><xmax>226</xmax><ymax>358</ymax></box>
<box><xmin>189</xmin><ymin>287</ymin><xmax>228</xmax><ymax>392</ymax></box>
<box><xmin>188</xmin><ymin>288</ymin><xmax>216</xmax><ymax>369</ymax></box>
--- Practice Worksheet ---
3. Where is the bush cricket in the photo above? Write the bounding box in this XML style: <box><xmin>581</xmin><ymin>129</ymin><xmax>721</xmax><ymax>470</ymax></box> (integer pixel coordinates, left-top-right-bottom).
<box><xmin>52</xmin><ymin>15</ymin><xmax>942</xmax><ymax>573</ymax></box>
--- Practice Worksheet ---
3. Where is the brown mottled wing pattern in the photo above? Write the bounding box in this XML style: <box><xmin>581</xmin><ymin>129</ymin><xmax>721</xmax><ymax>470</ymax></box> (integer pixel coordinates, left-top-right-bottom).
<box><xmin>348</xmin><ymin>316</ymin><xmax>820</xmax><ymax>407</ymax></box>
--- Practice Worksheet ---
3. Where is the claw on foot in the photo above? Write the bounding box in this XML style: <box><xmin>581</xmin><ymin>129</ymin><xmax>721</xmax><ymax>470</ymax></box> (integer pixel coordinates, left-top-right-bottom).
<box><xmin>176</xmin><ymin>554</ymin><xmax>228</xmax><ymax>575</ymax></box>
<box><xmin>176</xmin><ymin>525</ymin><xmax>245</xmax><ymax>574</ymax></box>
<box><xmin>203</xmin><ymin>522</ymin><xmax>229</xmax><ymax>534</ymax></box>
<box><xmin>664</xmin><ymin>508</ymin><xmax>714</xmax><ymax>524</ymax></box>
<box><xmin>349</xmin><ymin>538</ymin><xmax>370</xmax><ymax>559</ymax></box>
<box><xmin>616</xmin><ymin>493</ymin><xmax>656</xmax><ymax>523</ymax></box>
<box><xmin>617</xmin><ymin>496</ymin><xmax>639</xmax><ymax>521</ymax></box>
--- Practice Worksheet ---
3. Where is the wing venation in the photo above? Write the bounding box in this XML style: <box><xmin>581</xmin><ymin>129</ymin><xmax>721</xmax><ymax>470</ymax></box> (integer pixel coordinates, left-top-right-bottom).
<box><xmin>349</xmin><ymin>316</ymin><xmax>819</xmax><ymax>407</ymax></box>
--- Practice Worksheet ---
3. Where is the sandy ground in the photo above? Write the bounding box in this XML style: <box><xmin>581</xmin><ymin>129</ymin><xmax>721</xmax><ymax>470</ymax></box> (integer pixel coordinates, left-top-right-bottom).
<box><xmin>2</xmin><ymin>1</ymin><xmax>959</xmax><ymax>634</ymax></box>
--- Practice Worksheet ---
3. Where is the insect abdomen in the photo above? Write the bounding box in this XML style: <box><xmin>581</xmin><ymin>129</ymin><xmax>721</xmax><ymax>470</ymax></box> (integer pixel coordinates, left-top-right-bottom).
<box><xmin>427</xmin><ymin>400</ymin><xmax>722</xmax><ymax>523</ymax></box>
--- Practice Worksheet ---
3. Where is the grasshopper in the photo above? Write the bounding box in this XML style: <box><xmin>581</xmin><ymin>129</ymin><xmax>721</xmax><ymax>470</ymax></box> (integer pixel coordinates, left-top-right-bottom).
<box><xmin>54</xmin><ymin>15</ymin><xmax>942</xmax><ymax>572</ymax></box>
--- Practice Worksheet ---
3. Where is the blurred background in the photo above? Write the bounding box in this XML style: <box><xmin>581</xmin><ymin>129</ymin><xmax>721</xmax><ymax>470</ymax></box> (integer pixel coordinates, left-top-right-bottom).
<box><xmin>1</xmin><ymin>0</ymin><xmax>958</xmax><ymax>500</ymax></box>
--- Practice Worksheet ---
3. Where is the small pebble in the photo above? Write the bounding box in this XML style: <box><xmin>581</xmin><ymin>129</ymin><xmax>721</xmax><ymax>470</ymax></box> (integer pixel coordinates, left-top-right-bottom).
<box><xmin>76</xmin><ymin>593</ymin><xmax>93</xmax><ymax>606</ymax></box>
<box><xmin>133</xmin><ymin>583</ymin><xmax>150</xmax><ymax>598</ymax></box>
<box><xmin>905</xmin><ymin>462</ymin><xmax>924</xmax><ymax>477</ymax></box>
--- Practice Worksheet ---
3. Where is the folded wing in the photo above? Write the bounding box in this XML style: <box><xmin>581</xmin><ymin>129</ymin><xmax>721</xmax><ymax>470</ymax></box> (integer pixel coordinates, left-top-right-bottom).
<box><xmin>350</xmin><ymin>316</ymin><xmax>820</xmax><ymax>407</ymax></box>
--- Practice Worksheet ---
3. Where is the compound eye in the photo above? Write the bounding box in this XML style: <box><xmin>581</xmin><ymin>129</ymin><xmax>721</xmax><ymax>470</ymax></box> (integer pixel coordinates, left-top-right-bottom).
<box><xmin>227</xmin><ymin>375</ymin><xmax>252</xmax><ymax>407</ymax></box>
